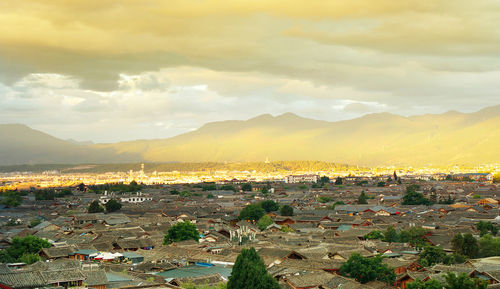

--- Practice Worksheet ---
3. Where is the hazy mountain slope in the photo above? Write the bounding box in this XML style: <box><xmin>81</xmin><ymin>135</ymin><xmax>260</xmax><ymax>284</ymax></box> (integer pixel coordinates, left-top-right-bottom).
<box><xmin>99</xmin><ymin>105</ymin><xmax>500</xmax><ymax>166</ymax></box>
<box><xmin>2</xmin><ymin>105</ymin><xmax>499</xmax><ymax>166</ymax></box>
<box><xmin>0</xmin><ymin>124</ymin><xmax>141</xmax><ymax>165</ymax></box>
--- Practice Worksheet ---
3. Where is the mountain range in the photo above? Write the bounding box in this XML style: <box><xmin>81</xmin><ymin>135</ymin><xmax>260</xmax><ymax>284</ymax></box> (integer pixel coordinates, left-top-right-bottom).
<box><xmin>1</xmin><ymin>105</ymin><xmax>500</xmax><ymax>166</ymax></box>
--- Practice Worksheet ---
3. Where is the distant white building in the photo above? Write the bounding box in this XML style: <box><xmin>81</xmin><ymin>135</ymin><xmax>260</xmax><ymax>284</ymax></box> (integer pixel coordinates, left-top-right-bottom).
<box><xmin>285</xmin><ymin>174</ymin><xmax>319</xmax><ymax>183</ymax></box>
<box><xmin>120</xmin><ymin>192</ymin><xmax>152</xmax><ymax>203</ymax></box>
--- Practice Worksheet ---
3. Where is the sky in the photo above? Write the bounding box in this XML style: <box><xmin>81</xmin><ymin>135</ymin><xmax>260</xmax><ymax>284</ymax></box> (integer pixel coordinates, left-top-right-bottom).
<box><xmin>1</xmin><ymin>0</ymin><xmax>500</xmax><ymax>143</ymax></box>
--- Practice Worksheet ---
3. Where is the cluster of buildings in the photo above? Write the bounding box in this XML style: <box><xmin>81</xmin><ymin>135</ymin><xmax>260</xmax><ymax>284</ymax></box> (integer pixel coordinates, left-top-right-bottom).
<box><xmin>0</xmin><ymin>173</ymin><xmax>499</xmax><ymax>289</ymax></box>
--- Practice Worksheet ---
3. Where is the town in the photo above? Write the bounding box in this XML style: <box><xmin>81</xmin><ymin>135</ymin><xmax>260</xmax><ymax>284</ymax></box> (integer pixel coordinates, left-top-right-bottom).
<box><xmin>1</xmin><ymin>164</ymin><xmax>499</xmax><ymax>289</ymax></box>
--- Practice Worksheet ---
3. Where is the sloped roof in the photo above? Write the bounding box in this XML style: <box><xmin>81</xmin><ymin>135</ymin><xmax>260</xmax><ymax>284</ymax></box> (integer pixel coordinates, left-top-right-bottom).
<box><xmin>0</xmin><ymin>271</ymin><xmax>46</xmax><ymax>288</ymax></box>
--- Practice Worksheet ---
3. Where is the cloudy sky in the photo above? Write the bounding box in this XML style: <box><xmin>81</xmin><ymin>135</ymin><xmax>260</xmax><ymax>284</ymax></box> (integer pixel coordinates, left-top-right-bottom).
<box><xmin>1</xmin><ymin>0</ymin><xmax>500</xmax><ymax>143</ymax></box>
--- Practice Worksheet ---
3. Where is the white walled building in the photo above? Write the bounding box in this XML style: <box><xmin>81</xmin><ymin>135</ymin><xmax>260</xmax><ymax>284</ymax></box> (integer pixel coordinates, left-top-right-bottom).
<box><xmin>285</xmin><ymin>174</ymin><xmax>319</xmax><ymax>183</ymax></box>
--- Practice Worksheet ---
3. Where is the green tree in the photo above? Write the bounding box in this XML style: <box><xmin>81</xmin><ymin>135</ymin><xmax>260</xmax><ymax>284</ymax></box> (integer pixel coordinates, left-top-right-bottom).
<box><xmin>105</xmin><ymin>199</ymin><xmax>122</xmax><ymax>213</ymax></box>
<box><xmin>383</xmin><ymin>226</ymin><xmax>399</xmax><ymax>243</ymax></box>
<box><xmin>88</xmin><ymin>200</ymin><xmax>104</xmax><ymax>213</ymax></box>
<box><xmin>377</xmin><ymin>181</ymin><xmax>386</xmax><ymax>187</ymax></box>
<box><xmin>357</xmin><ymin>191</ymin><xmax>368</xmax><ymax>204</ymax></box>
<box><xmin>29</xmin><ymin>218</ymin><xmax>42</xmax><ymax>228</ymax></box>
<box><xmin>260</xmin><ymin>200</ymin><xmax>279</xmax><ymax>212</ymax></box>
<box><xmin>257</xmin><ymin>215</ymin><xmax>273</xmax><ymax>231</ymax></box>
<box><xmin>206</xmin><ymin>193</ymin><xmax>215</xmax><ymax>199</ymax></box>
<box><xmin>319</xmin><ymin>176</ymin><xmax>330</xmax><ymax>184</ymax></box>
<box><xmin>399</xmin><ymin>227</ymin><xmax>428</xmax><ymax>249</ymax></box>
<box><xmin>419</xmin><ymin>246</ymin><xmax>446</xmax><ymax>266</ymax></box>
<box><xmin>280</xmin><ymin>205</ymin><xmax>294</xmax><ymax>216</ymax></box>
<box><xmin>227</xmin><ymin>247</ymin><xmax>280</xmax><ymax>289</ymax></box>
<box><xmin>402</xmin><ymin>184</ymin><xmax>430</xmax><ymax>205</ymax></box>
<box><xmin>476</xmin><ymin>221</ymin><xmax>498</xmax><ymax>237</ymax></box>
<box><xmin>478</xmin><ymin>234</ymin><xmax>500</xmax><ymax>257</ymax></box>
<box><xmin>335</xmin><ymin>177</ymin><xmax>343</xmax><ymax>185</ymax></box>
<box><xmin>364</xmin><ymin>230</ymin><xmax>384</xmax><ymax>240</ymax></box>
<box><xmin>241</xmin><ymin>183</ymin><xmax>252</xmax><ymax>191</ymax></box>
<box><xmin>220</xmin><ymin>184</ymin><xmax>237</xmax><ymax>192</ymax></box>
<box><xmin>1</xmin><ymin>191</ymin><xmax>22</xmax><ymax>207</ymax></box>
<box><xmin>238</xmin><ymin>204</ymin><xmax>265</xmax><ymax>221</ymax></box>
<box><xmin>451</xmin><ymin>233</ymin><xmax>479</xmax><ymax>258</ymax></box>
<box><xmin>19</xmin><ymin>253</ymin><xmax>41</xmax><ymax>265</ymax></box>
<box><xmin>163</xmin><ymin>221</ymin><xmax>200</xmax><ymax>244</ymax></box>
<box><xmin>444</xmin><ymin>272</ymin><xmax>487</xmax><ymax>289</ymax></box>
<box><xmin>318</xmin><ymin>196</ymin><xmax>332</xmax><ymax>203</ymax></box>
<box><xmin>0</xmin><ymin>235</ymin><xmax>51</xmax><ymax>263</ymax></box>
<box><xmin>407</xmin><ymin>279</ymin><xmax>444</xmax><ymax>289</ymax></box>
<box><xmin>340</xmin><ymin>253</ymin><xmax>396</xmax><ymax>284</ymax></box>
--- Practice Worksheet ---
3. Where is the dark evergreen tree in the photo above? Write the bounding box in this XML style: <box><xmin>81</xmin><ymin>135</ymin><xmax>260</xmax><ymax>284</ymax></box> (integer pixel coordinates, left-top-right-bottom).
<box><xmin>105</xmin><ymin>199</ymin><xmax>122</xmax><ymax>213</ymax></box>
<box><xmin>357</xmin><ymin>191</ymin><xmax>368</xmax><ymax>204</ymax></box>
<box><xmin>88</xmin><ymin>200</ymin><xmax>104</xmax><ymax>213</ymax></box>
<box><xmin>340</xmin><ymin>253</ymin><xmax>396</xmax><ymax>284</ymax></box>
<box><xmin>227</xmin><ymin>247</ymin><xmax>280</xmax><ymax>289</ymax></box>
<box><xmin>280</xmin><ymin>205</ymin><xmax>294</xmax><ymax>216</ymax></box>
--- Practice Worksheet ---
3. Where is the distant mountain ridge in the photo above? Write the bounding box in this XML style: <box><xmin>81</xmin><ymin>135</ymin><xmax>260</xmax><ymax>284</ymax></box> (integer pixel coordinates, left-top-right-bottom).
<box><xmin>1</xmin><ymin>105</ymin><xmax>500</xmax><ymax>166</ymax></box>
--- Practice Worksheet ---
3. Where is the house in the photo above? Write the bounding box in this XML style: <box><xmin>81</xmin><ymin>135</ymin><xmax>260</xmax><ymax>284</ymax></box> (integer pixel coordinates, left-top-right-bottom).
<box><xmin>69</xmin><ymin>249</ymin><xmax>99</xmax><ymax>261</ymax></box>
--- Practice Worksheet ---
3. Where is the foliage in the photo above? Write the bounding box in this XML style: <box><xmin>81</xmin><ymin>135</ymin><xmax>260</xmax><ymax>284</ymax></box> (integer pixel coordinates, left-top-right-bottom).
<box><xmin>163</xmin><ymin>221</ymin><xmax>200</xmax><ymax>244</ymax></box>
<box><xmin>241</xmin><ymin>183</ymin><xmax>252</xmax><ymax>191</ymax></box>
<box><xmin>357</xmin><ymin>191</ymin><xmax>368</xmax><ymax>204</ymax></box>
<box><xmin>280</xmin><ymin>226</ymin><xmax>293</xmax><ymax>233</ymax></box>
<box><xmin>318</xmin><ymin>196</ymin><xmax>332</xmax><ymax>203</ymax></box>
<box><xmin>438</xmin><ymin>195</ymin><xmax>455</xmax><ymax>204</ymax></box>
<box><xmin>33</xmin><ymin>188</ymin><xmax>72</xmax><ymax>200</ymax></box>
<box><xmin>5</xmin><ymin>219</ymin><xmax>20</xmax><ymax>226</ymax></box>
<box><xmin>319</xmin><ymin>176</ymin><xmax>330</xmax><ymax>184</ymax></box>
<box><xmin>19</xmin><ymin>253</ymin><xmax>41</xmax><ymax>264</ymax></box>
<box><xmin>364</xmin><ymin>230</ymin><xmax>384</xmax><ymax>240</ymax></box>
<box><xmin>29</xmin><ymin>218</ymin><xmax>42</xmax><ymax>228</ymax></box>
<box><xmin>418</xmin><ymin>246</ymin><xmax>446</xmax><ymax>267</ymax></box>
<box><xmin>206</xmin><ymin>193</ymin><xmax>215</xmax><ymax>199</ymax></box>
<box><xmin>452</xmin><ymin>233</ymin><xmax>479</xmax><ymax>258</ymax></box>
<box><xmin>183</xmin><ymin>281</ymin><xmax>227</xmax><ymax>289</ymax></box>
<box><xmin>105</xmin><ymin>199</ymin><xmax>122</xmax><ymax>213</ymax></box>
<box><xmin>88</xmin><ymin>200</ymin><xmax>104</xmax><ymax>213</ymax></box>
<box><xmin>87</xmin><ymin>182</ymin><xmax>142</xmax><ymax>194</ymax></box>
<box><xmin>202</xmin><ymin>183</ymin><xmax>217</xmax><ymax>191</ymax></box>
<box><xmin>334</xmin><ymin>177</ymin><xmax>343</xmax><ymax>185</ymax></box>
<box><xmin>220</xmin><ymin>184</ymin><xmax>237</xmax><ymax>192</ymax></box>
<box><xmin>280</xmin><ymin>205</ymin><xmax>294</xmax><ymax>216</ymax></box>
<box><xmin>383</xmin><ymin>226</ymin><xmax>399</xmax><ymax>243</ymax></box>
<box><xmin>227</xmin><ymin>247</ymin><xmax>280</xmax><ymax>289</ymax></box>
<box><xmin>377</xmin><ymin>181</ymin><xmax>386</xmax><ymax>187</ymax></box>
<box><xmin>1</xmin><ymin>191</ymin><xmax>23</xmax><ymax>207</ymax></box>
<box><xmin>478</xmin><ymin>234</ymin><xmax>500</xmax><ymax>257</ymax></box>
<box><xmin>407</xmin><ymin>279</ymin><xmax>444</xmax><ymax>289</ymax></box>
<box><xmin>238</xmin><ymin>204</ymin><xmax>265</xmax><ymax>221</ymax></box>
<box><xmin>444</xmin><ymin>272</ymin><xmax>488</xmax><ymax>289</ymax></box>
<box><xmin>179</xmin><ymin>191</ymin><xmax>192</xmax><ymax>197</ymax></box>
<box><xmin>260</xmin><ymin>200</ymin><xmax>279</xmax><ymax>212</ymax></box>
<box><xmin>472</xmin><ymin>194</ymin><xmax>481</xmax><ymax>199</ymax></box>
<box><xmin>298</xmin><ymin>184</ymin><xmax>308</xmax><ymax>190</ymax></box>
<box><xmin>340</xmin><ymin>253</ymin><xmax>396</xmax><ymax>284</ymax></box>
<box><xmin>0</xmin><ymin>235</ymin><xmax>51</xmax><ymax>263</ymax></box>
<box><xmin>257</xmin><ymin>215</ymin><xmax>273</xmax><ymax>231</ymax></box>
<box><xmin>402</xmin><ymin>184</ymin><xmax>431</xmax><ymax>205</ymax></box>
<box><xmin>399</xmin><ymin>227</ymin><xmax>428</xmax><ymax>248</ymax></box>
<box><xmin>476</xmin><ymin>221</ymin><xmax>498</xmax><ymax>237</ymax></box>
